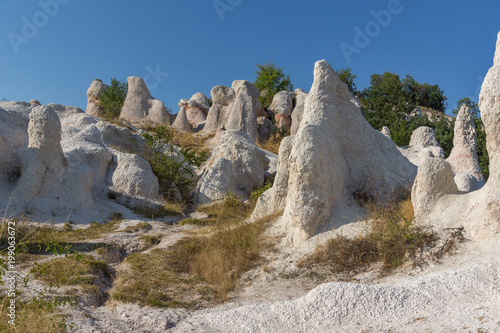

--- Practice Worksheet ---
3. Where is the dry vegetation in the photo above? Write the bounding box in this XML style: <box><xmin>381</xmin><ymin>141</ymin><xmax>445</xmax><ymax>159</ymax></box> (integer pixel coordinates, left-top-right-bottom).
<box><xmin>299</xmin><ymin>196</ymin><xmax>440</xmax><ymax>275</ymax></box>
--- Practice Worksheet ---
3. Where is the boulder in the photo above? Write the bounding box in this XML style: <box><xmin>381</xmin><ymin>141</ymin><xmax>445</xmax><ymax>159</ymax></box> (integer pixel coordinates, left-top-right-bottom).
<box><xmin>29</xmin><ymin>100</ymin><xmax>41</xmax><ymax>105</ymax></box>
<box><xmin>110</xmin><ymin>152</ymin><xmax>162</xmax><ymax>207</ymax></box>
<box><xmin>194</xmin><ymin>130</ymin><xmax>269</xmax><ymax>206</ymax></box>
<box><xmin>290</xmin><ymin>89</ymin><xmax>308</xmax><ymax>135</ymax></box>
<box><xmin>268</xmin><ymin>91</ymin><xmax>294</xmax><ymax>130</ymax></box>
<box><xmin>381</xmin><ymin>126</ymin><xmax>391</xmax><ymax>138</ymax></box>
<box><xmin>255</xmin><ymin>60</ymin><xmax>416</xmax><ymax>245</ymax></box>
<box><xmin>446</xmin><ymin>104</ymin><xmax>485</xmax><ymax>191</ymax></box>
<box><xmin>257</xmin><ymin>116</ymin><xmax>275</xmax><ymax>141</ymax></box>
<box><xmin>86</xmin><ymin>79</ymin><xmax>109</xmax><ymax>118</ymax></box>
<box><xmin>203</xmin><ymin>86</ymin><xmax>235</xmax><ymax>134</ymax></box>
<box><xmin>172</xmin><ymin>106</ymin><xmax>192</xmax><ymax>132</ymax></box>
<box><xmin>411</xmin><ymin>31</ymin><xmax>500</xmax><ymax>240</ymax></box>
<box><xmin>225</xmin><ymin>80</ymin><xmax>259</xmax><ymax>142</ymax></box>
<box><xmin>186</xmin><ymin>93</ymin><xmax>209</xmax><ymax>128</ymax></box>
<box><xmin>398</xmin><ymin>126</ymin><xmax>445</xmax><ymax>166</ymax></box>
<box><xmin>119</xmin><ymin>77</ymin><xmax>170</xmax><ymax>128</ymax></box>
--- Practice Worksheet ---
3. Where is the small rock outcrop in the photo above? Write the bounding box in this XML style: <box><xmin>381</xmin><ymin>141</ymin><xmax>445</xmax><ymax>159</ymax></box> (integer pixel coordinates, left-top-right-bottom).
<box><xmin>446</xmin><ymin>104</ymin><xmax>485</xmax><ymax>191</ymax></box>
<box><xmin>398</xmin><ymin>126</ymin><xmax>445</xmax><ymax>166</ymax></box>
<box><xmin>11</xmin><ymin>106</ymin><xmax>95</xmax><ymax>218</ymax></box>
<box><xmin>29</xmin><ymin>100</ymin><xmax>41</xmax><ymax>105</ymax></box>
<box><xmin>412</xmin><ymin>31</ymin><xmax>500</xmax><ymax>240</ymax></box>
<box><xmin>172</xmin><ymin>106</ymin><xmax>192</xmax><ymax>132</ymax></box>
<box><xmin>225</xmin><ymin>81</ymin><xmax>259</xmax><ymax>142</ymax></box>
<box><xmin>86</xmin><ymin>79</ymin><xmax>109</xmax><ymax>118</ymax></box>
<box><xmin>268</xmin><ymin>91</ymin><xmax>294</xmax><ymax>130</ymax></box>
<box><xmin>120</xmin><ymin>77</ymin><xmax>170</xmax><ymax>128</ymax></box>
<box><xmin>381</xmin><ymin>126</ymin><xmax>391</xmax><ymax>138</ymax></box>
<box><xmin>256</xmin><ymin>60</ymin><xmax>416</xmax><ymax>245</ymax></box>
<box><xmin>257</xmin><ymin>116</ymin><xmax>275</xmax><ymax>141</ymax></box>
<box><xmin>203</xmin><ymin>86</ymin><xmax>235</xmax><ymax>133</ymax></box>
<box><xmin>185</xmin><ymin>92</ymin><xmax>209</xmax><ymax>128</ymax></box>
<box><xmin>194</xmin><ymin>130</ymin><xmax>269</xmax><ymax>206</ymax></box>
<box><xmin>290</xmin><ymin>89</ymin><xmax>308</xmax><ymax>135</ymax></box>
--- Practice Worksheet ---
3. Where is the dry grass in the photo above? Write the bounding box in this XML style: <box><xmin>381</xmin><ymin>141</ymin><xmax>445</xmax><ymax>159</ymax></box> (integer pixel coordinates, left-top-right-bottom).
<box><xmin>167</xmin><ymin>127</ymin><xmax>209</xmax><ymax>152</ymax></box>
<box><xmin>258</xmin><ymin>128</ymin><xmax>290</xmax><ymax>154</ymax></box>
<box><xmin>122</xmin><ymin>222</ymin><xmax>151</xmax><ymax>233</ymax></box>
<box><xmin>131</xmin><ymin>201</ymin><xmax>184</xmax><ymax>219</ymax></box>
<box><xmin>31</xmin><ymin>254</ymin><xmax>110</xmax><ymax>289</ymax></box>
<box><xmin>0</xmin><ymin>296</ymin><xmax>71</xmax><ymax>333</ymax></box>
<box><xmin>299</xmin><ymin>198</ymin><xmax>437</xmax><ymax>274</ymax></box>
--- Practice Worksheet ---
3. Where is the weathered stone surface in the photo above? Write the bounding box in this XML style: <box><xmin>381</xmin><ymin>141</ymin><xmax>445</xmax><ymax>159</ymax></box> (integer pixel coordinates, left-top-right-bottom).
<box><xmin>194</xmin><ymin>130</ymin><xmax>269</xmax><ymax>206</ymax></box>
<box><xmin>203</xmin><ymin>86</ymin><xmax>235</xmax><ymax>134</ymax></box>
<box><xmin>86</xmin><ymin>79</ymin><xmax>109</xmax><ymax>118</ymax></box>
<box><xmin>257</xmin><ymin>60</ymin><xmax>416</xmax><ymax>245</ymax></box>
<box><xmin>226</xmin><ymin>81</ymin><xmax>259</xmax><ymax>142</ymax></box>
<box><xmin>269</xmin><ymin>91</ymin><xmax>294</xmax><ymax>130</ymax></box>
<box><xmin>172</xmin><ymin>106</ymin><xmax>192</xmax><ymax>132</ymax></box>
<box><xmin>252</xmin><ymin>135</ymin><xmax>294</xmax><ymax>220</ymax></box>
<box><xmin>186</xmin><ymin>93</ymin><xmax>209</xmax><ymax>127</ymax></box>
<box><xmin>412</xmin><ymin>32</ymin><xmax>500</xmax><ymax>240</ymax></box>
<box><xmin>110</xmin><ymin>152</ymin><xmax>161</xmax><ymax>207</ymax></box>
<box><xmin>398</xmin><ymin>126</ymin><xmax>445</xmax><ymax>166</ymax></box>
<box><xmin>381</xmin><ymin>126</ymin><xmax>391</xmax><ymax>138</ymax></box>
<box><xmin>290</xmin><ymin>89</ymin><xmax>308</xmax><ymax>135</ymax></box>
<box><xmin>120</xmin><ymin>77</ymin><xmax>170</xmax><ymax>128</ymax></box>
<box><xmin>29</xmin><ymin>100</ymin><xmax>41</xmax><ymax>105</ymax></box>
<box><xmin>257</xmin><ymin>116</ymin><xmax>275</xmax><ymax>141</ymax></box>
<box><xmin>446</xmin><ymin>105</ymin><xmax>484</xmax><ymax>191</ymax></box>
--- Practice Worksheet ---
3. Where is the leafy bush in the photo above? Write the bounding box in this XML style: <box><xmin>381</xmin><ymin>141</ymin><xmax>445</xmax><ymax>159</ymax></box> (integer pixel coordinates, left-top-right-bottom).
<box><xmin>99</xmin><ymin>78</ymin><xmax>128</xmax><ymax>119</ymax></box>
<box><xmin>254</xmin><ymin>61</ymin><xmax>293</xmax><ymax>108</ymax></box>
<box><xmin>335</xmin><ymin>67</ymin><xmax>357</xmax><ymax>94</ymax></box>
<box><xmin>141</xmin><ymin>126</ymin><xmax>208</xmax><ymax>200</ymax></box>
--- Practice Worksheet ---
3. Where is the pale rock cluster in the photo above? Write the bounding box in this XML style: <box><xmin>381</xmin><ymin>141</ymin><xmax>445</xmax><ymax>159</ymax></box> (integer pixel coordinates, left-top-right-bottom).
<box><xmin>86</xmin><ymin>79</ymin><xmax>109</xmax><ymax>118</ymax></box>
<box><xmin>398</xmin><ymin>126</ymin><xmax>445</xmax><ymax>166</ymax></box>
<box><xmin>411</xmin><ymin>31</ymin><xmax>500</xmax><ymax>240</ymax></box>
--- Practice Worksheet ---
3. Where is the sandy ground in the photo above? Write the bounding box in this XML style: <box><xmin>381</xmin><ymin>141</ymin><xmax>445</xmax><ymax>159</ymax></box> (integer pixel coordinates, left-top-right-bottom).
<box><xmin>57</xmin><ymin>216</ymin><xmax>500</xmax><ymax>333</ymax></box>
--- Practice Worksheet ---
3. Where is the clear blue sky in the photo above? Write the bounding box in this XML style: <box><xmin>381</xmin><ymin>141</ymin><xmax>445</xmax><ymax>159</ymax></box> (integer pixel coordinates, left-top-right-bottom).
<box><xmin>0</xmin><ymin>0</ymin><xmax>498</xmax><ymax>115</ymax></box>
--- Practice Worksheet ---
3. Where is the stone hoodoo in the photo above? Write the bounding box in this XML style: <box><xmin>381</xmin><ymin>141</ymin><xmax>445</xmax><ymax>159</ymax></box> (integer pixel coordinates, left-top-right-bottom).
<box><xmin>398</xmin><ymin>126</ymin><xmax>445</xmax><ymax>166</ymax></box>
<box><xmin>184</xmin><ymin>92</ymin><xmax>209</xmax><ymax>128</ymax></box>
<box><xmin>255</xmin><ymin>60</ymin><xmax>416</xmax><ymax>245</ymax></box>
<box><xmin>412</xmin><ymin>31</ymin><xmax>500</xmax><ymax>240</ymax></box>
<box><xmin>225</xmin><ymin>80</ymin><xmax>259</xmax><ymax>142</ymax></box>
<box><xmin>172</xmin><ymin>106</ymin><xmax>192</xmax><ymax>132</ymax></box>
<box><xmin>203</xmin><ymin>85</ymin><xmax>235</xmax><ymax>133</ymax></box>
<box><xmin>194</xmin><ymin>130</ymin><xmax>269</xmax><ymax>206</ymax></box>
<box><xmin>86</xmin><ymin>79</ymin><xmax>109</xmax><ymax>118</ymax></box>
<box><xmin>446</xmin><ymin>104</ymin><xmax>485</xmax><ymax>191</ymax></box>
<box><xmin>290</xmin><ymin>89</ymin><xmax>308</xmax><ymax>135</ymax></box>
<box><xmin>119</xmin><ymin>76</ymin><xmax>170</xmax><ymax>128</ymax></box>
<box><xmin>268</xmin><ymin>91</ymin><xmax>294</xmax><ymax>130</ymax></box>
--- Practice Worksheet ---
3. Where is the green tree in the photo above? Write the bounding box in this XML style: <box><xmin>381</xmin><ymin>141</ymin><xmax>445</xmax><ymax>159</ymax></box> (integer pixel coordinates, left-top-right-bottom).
<box><xmin>335</xmin><ymin>67</ymin><xmax>357</xmax><ymax>94</ymax></box>
<box><xmin>361</xmin><ymin>72</ymin><xmax>416</xmax><ymax>130</ymax></box>
<box><xmin>99</xmin><ymin>78</ymin><xmax>128</xmax><ymax>119</ymax></box>
<box><xmin>254</xmin><ymin>61</ymin><xmax>293</xmax><ymax>108</ymax></box>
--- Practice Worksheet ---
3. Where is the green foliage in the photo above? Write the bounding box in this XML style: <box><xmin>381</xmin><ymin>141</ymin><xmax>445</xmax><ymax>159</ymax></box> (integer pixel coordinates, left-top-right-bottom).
<box><xmin>99</xmin><ymin>78</ymin><xmax>128</xmax><ymax>119</ymax></box>
<box><xmin>254</xmin><ymin>61</ymin><xmax>293</xmax><ymax>108</ymax></box>
<box><xmin>335</xmin><ymin>67</ymin><xmax>357</xmax><ymax>94</ymax></box>
<box><xmin>402</xmin><ymin>74</ymin><xmax>447</xmax><ymax>112</ymax></box>
<box><xmin>452</xmin><ymin>97</ymin><xmax>479</xmax><ymax>118</ymax></box>
<box><xmin>141</xmin><ymin>126</ymin><xmax>208</xmax><ymax>200</ymax></box>
<box><xmin>250</xmin><ymin>181</ymin><xmax>273</xmax><ymax>202</ymax></box>
<box><xmin>361</xmin><ymin>72</ymin><xmax>417</xmax><ymax>129</ymax></box>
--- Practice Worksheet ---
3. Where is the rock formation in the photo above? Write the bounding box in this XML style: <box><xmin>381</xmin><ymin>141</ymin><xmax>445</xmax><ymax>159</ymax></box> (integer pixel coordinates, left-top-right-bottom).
<box><xmin>86</xmin><ymin>79</ymin><xmax>109</xmax><ymax>118</ymax></box>
<box><xmin>194</xmin><ymin>130</ymin><xmax>269</xmax><ymax>206</ymax></box>
<box><xmin>119</xmin><ymin>77</ymin><xmax>170</xmax><ymax>128</ymax></box>
<box><xmin>225</xmin><ymin>80</ymin><xmax>259</xmax><ymax>142</ymax></box>
<box><xmin>256</xmin><ymin>60</ymin><xmax>416</xmax><ymax>245</ymax></box>
<box><xmin>446</xmin><ymin>104</ymin><xmax>485</xmax><ymax>191</ymax></box>
<box><xmin>268</xmin><ymin>91</ymin><xmax>294</xmax><ymax>130</ymax></box>
<box><xmin>290</xmin><ymin>89</ymin><xmax>308</xmax><ymax>135</ymax></box>
<box><xmin>185</xmin><ymin>92</ymin><xmax>209</xmax><ymax>128</ymax></box>
<box><xmin>203</xmin><ymin>86</ymin><xmax>235</xmax><ymax>133</ymax></box>
<box><xmin>257</xmin><ymin>116</ymin><xmax>275</xmax><ymax>141</ymax></box>
<box><xmin>381</xmin><ymin>126</ymin><xmax>391</xmax><ymax>138</ymax></box>
<box><xmin>172</xmin><ymin>106</ymin><xmax>192</xmax><ymax>132</ymax></box>
<box><xmin>398</xmin><ymin>126</ymin><xmax>445</xmax><ymax>166</ymax></box>
<box><xmin>29</xmin><ymin>100</ymin><xmax>41</xmax><ymax>105</ymax></box>
<box><xmin>412</xmin><ymin>31</ymin><xmax>500</xmax><ymax>240</ymax></box>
